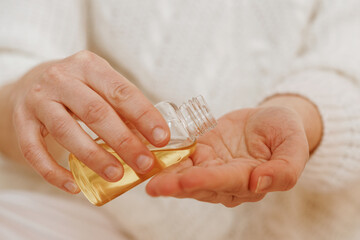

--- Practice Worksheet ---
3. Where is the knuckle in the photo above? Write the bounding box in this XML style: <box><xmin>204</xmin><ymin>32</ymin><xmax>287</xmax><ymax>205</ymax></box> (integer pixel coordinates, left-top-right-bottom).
<box><xmin>43</xmin><ymin>65</ymin><xmax>65</xmax><ymax>84</ymax></box>
<box><xmin>197</xmin><ymin>190</ymin><xmax>217</xmax><ymax>201</ymax></box>
<box><xmin>42</xmin><ymin>169</ymin><xmax>56</xmax><ymax>181</ymax></box>
<box><xmin>223</xmin><ymin>201</ymin><xmax>239</xmax><ymax>208</ymax></box>
<box><xmin>227</xmin><ymin>195</ymin><xmax>239</xmax><ymax>208</ymax></box>
<box><xmin>80</xmin><ymin>146</ymin><xmax>100</xmax><ymax>166</ymax></box>
<box><xmin>27</xmin><ymin>88</ymin><xmax>45</xmax><ymax>106</ymax></box>
<box><xmin>114</xmin><ymin>135</ymin><xmax>135</xmax><ymax>151</ymax></box>
<box><xmin>29</xmin><ymin>84</ymin><xmax>43</xmax><ymax>96</ymax></box>
<box><xmin>21</xmin><ymin>142</ymin><xmax>40</xmax><ymax>162</ymax></box>
<box><xmin>72</xmin><ymin>50</ymin><xmax>97</xmax><ymax>64</ymax></box>
<box><xmin>83</xmin><ymin>101</ymin><xmax>109</xmax><ymax>124</ymax></box>
<box><xmin>109</xmin><ymin>81</ymin><xmax>134</xmax><ymax>104</ymax></box>
<box><xmin>48</xmin><ymin>116</ymin><xmax>69</xmax><ymax>138</ymax></box>
<box><xmin>133</xmin><ymin>108</ymin><xmax>152</xmax><ymax>125</ymax></box>
<box><xmin>247</xmin><ymin>140</ymin><xmax>271</xmax><ymax>160</ymax></box>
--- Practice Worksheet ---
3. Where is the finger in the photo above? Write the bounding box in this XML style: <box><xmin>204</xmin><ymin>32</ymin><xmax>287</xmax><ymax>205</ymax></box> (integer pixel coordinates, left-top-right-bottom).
<box><xmin>173</xmin><ymin>189</ymin><xmax>219</xmax><ymax>202</ymax></box>
<box><xmin>146</xmin><ymin>158</ymin><xmax>194</xmax><ymax>196</ymax></box>
<box><xmin>36</xmin><ymin>101</ymin><xmax>125</xmax><ymax>181</ymax></box>
<box><xmin>146</xmin><ymin>143</ymin><xmax>217</xmax><ymax>196</ymax></box>
<box><xmin>70</xmin><ymin>51</ymin><xmax>170</xmax><ymax>147</ymax></box>
<box><xmin>249</xmin><ymin>134</ymin><xmax>309</xmax><ymax>193</ymax></box>
<box><xmin>147</xmin><ymin>146</ymin><xmax>225</xmax><ymax>197</ymax></box>
<box><xmin>187</xmin><ymin>143</ymin><xmax>218</xmax><ymax>166</ymax></box>
<box><xmin>13</xmin><ymin>112</ymin><xmax>80</xmax><ymax>194</ymax></box>
<box><xmin>58</xmin><ymin>80</ymin><xmax>155</xmax><ymax>174</ymax></box>
<box><xmin>148</xmin><ymin>160</ymin><xmax>250</xmax><ymax>196</ymax></box>
<box><xmin>175</xmin><ymin>191</ymin><xmax>243</xmax><ymax>208</ymax></box>
<box><xmin>179</xmin><ymin>163</ymin><xmax>249</xmax><ymax>192</ymax></box>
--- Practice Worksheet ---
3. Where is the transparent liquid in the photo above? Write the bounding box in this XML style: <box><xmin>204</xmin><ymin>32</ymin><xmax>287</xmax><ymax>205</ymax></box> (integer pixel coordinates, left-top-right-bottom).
<box><xmin>69</xmin><ymin>139</ymin><xmax>196</xmax><ymax>206</ymax></box>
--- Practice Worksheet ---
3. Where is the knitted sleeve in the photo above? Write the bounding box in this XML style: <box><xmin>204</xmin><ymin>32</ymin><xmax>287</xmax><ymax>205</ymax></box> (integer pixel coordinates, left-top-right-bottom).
<box><xmin>0</xmin><ymin>0</ymin><xmax>86</xmax><ymax>86</ymax></box>
<box><xmin>268</xmin><ymin>0</ymin><xmax>360</xmax><ymax>192</ymax></box>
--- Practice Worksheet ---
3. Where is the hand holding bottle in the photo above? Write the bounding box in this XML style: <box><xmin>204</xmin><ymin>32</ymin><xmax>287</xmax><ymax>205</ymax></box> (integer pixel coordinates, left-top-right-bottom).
<box><xmin>9</xmin><ymin>50</ymin><xmax>170</xmax><ymax>194</ymax></box>
<box><xmin>146</xmin><ymin>95</ymin><xmax>323</xmax><ymax>207</ymax></box>
<box><xmin>70</xmin><ymin>95</ymin><xmax>216</xmax><ymax>206</ymax></box>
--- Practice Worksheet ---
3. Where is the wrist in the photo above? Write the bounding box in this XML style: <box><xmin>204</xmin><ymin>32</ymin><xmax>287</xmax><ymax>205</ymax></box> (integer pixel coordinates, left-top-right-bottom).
<box><xmin>0</xmin><ymin>83</ymin><xmax>21</xmax><ymax>160</ymax></box>
<box><xmin>259</xmin><ymin>94</ymin><xmax>323</xmax><ymax>153</ymax></box>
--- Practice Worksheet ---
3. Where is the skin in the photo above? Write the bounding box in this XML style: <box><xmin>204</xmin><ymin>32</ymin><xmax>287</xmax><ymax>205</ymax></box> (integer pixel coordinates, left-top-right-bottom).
<box><xmin>0</xmin><ymin>51</ymin><xmax>171</xmax><ymax>194</ymax></box>
<box><xmin>146</xmin><ymin>95</ymin><xmax>323</xmax><ymax>207</ymax></box>
<box><xmin>0</xmin><ymin>50</ymin><xmax>323</xmax><ymax>206</ymax></box>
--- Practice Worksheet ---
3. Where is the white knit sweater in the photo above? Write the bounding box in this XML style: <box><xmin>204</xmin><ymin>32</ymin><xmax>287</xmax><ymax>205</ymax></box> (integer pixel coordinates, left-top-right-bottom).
<box><xmin>1</xmin><ymin>0</ymin><xmax>360</xmax><ymax>239</ymax></box>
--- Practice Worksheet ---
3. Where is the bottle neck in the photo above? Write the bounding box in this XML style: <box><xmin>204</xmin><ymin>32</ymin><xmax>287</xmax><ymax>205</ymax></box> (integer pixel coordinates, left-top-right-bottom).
<box><xmin>177</xmin><ymin>95</ymin><xmax>217</xmax><ymax>139</ymax></box>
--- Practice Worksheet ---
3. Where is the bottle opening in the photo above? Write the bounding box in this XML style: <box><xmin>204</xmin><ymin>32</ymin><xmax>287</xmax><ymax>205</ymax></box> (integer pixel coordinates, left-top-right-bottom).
<box><xmin>178</xmin><ymin>95</ymin><xmax>217</xmax><ymax>139</ymax></box>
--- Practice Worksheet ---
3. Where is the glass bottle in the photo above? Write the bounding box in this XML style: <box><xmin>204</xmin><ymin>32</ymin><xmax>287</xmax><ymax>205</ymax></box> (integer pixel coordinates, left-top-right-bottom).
<box><xmin>69</xmin><ymin>95</ymin><xmax>216</xmax><ymax>206</ymax></box>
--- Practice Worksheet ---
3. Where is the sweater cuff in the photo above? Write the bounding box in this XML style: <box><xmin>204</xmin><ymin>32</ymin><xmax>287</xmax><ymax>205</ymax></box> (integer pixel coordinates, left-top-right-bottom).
<box><xmin>265</xmin><ymin>70</ymin><xmax>360</xmax><ymax>192</ymax></box>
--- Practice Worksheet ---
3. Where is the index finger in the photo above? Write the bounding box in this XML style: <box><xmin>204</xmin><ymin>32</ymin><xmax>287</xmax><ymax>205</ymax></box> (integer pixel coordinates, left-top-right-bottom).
<box><xmin>71</xmin><ymin>51</ymin><xmax>170</xmax><ymax>147</ymax></box>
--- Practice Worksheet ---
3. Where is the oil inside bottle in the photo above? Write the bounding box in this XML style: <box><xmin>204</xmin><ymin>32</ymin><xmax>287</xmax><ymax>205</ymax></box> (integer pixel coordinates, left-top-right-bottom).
<box><xmin>69</xmin><ymin>139</ymin><xmax>196</xmax><ymax>206</ymax></box>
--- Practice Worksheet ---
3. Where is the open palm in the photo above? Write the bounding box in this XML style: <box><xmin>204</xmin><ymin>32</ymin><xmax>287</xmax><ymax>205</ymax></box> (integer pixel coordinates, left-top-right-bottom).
<box><xmin>146</xmin><ymin>107</ymin><xmax>309</xmax><ymax>207</ymax></box>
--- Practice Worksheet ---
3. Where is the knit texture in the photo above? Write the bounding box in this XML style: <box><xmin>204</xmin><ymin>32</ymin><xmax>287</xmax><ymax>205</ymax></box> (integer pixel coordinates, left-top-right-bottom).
<box><xmin>268</xmin><ymin>71</ymin><xmax>360</xmax><ymax>193</ymax></box>
<box><xmin>0</xmin><ymin>0</ymin><xmax>360</xmax><ymax>239</ymax></box>
<box><xmin>0</xmin><ymin>0</ymin><xmax>86</xmax><ymax>84</ymax></box>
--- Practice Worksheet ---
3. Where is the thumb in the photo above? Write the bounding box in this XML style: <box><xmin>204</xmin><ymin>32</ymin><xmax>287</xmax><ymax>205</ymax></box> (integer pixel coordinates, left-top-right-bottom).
<box><xmin>249</xmin><ymin>159</ymin><xmax>300</xmax><ymax>193</ymax></box>
<box><xmin>249</xmin><ymin>136</ymin><xmax>309</xmax><ymax>193</ymax></box>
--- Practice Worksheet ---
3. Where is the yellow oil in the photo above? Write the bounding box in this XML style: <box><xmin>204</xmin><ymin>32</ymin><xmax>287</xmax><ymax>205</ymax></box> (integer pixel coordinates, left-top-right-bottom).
<box><xmin>69</xmin><ymin>140</ymin><xmax>196</xmax><ymax>206</ymax></box>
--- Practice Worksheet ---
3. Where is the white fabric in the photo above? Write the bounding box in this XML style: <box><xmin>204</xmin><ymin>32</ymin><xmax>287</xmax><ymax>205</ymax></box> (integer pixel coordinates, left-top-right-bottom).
<box><xmin>0</xmin><ymin>0</ymin><xmax>360</xmax><ymax>239</ymax></box>
<box><xmin>0</xmin><ymin>191</ymin><xmax>123</xmax><ymax>240</ymax></box>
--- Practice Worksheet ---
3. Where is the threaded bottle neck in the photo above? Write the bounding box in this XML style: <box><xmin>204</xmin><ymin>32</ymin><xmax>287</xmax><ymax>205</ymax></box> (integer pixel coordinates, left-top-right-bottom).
<box><xmin>178</xmin><ymin>95</ymin><xmax>217</xmax><ymax>139</ymax></box>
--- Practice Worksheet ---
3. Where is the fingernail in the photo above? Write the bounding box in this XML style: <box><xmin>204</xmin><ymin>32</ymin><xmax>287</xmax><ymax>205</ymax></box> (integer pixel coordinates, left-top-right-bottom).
<box><xmin>104</xmin><ymin>166</ymin><xmax>123</xmax><ymax>180</ymax></box>
<box><xmin>255</xmin><ymin>176</ymin><xmax>272</xmax><ymax>193</ymax></box>
<box><xmin>136</xmin><ymin>155</ymin><xmax>153</xmax><ymax>172</ymax></box>
<box><xmin>152</xmin><ymin>127</ymin><xmax>167</xmax><ymax>143</ymax></box>
<box><xmin>64</xmin><ymin>181</ymin><xmax>79</xmax><ymax>193</ymax></box>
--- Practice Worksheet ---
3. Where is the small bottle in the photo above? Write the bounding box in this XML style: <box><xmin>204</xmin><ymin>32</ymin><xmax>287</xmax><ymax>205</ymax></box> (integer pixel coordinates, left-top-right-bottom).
<box><xmin>69</xmin><ymin>95</ymin><xmax>216</xmax><ymax>206</ymax></box>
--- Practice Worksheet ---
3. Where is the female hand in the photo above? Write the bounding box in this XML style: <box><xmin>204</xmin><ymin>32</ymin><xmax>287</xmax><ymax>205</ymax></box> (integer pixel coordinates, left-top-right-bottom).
<box><xmin>10</xmin><ymin>50</ymin><xmax>170</xmax><ymax>193</ymax></box>
<box><xmin>146</xmin><ymin>96</ymin><xmax>322</xmax><ymax>207</ymax></box>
